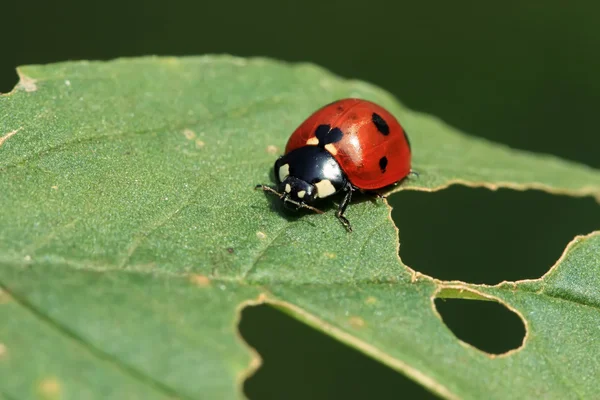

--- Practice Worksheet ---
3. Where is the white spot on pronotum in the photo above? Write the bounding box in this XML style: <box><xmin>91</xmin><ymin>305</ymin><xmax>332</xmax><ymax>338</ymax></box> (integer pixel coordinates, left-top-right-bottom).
<box><xmin>64</xmin><ymin>80</ymin><xmax>71</xmax><ymax>86</ymax></box>
<box><xmin>279</xmin><ymin>164</ymin><xmax>290</xmax><ymax>182</ymax></box>
<box><xmin>256</xmin><ymin>231</ymin><xmax>267</xmax><ymax>239</ymax></box>
<box><xmin>0</xmin><ymin>128</ymin><xmax>22</xmax><ymax>147</ymax></box>
<box><xmin>285</xmin><ymin>184</ymin><xmax>292</xmax><ymax>193</ymax></box>
<box><xmin>324</xmin><ymin>143</ymin><xmax>338</xmax><ymax>156</ymax></box>
<box><xmin>297</xmin><ymin>190</ymin><xmax>306</xmax><ymax>198</ymax></box>
<box><xmin>306</xmin><ymin>137</ymin><xmax>319</xmax><ymax>145</ymax></box>
<box><xmin>315</xmin><ymin>179</ymin><xmax>336</xmax><ymax>198</ymax></box>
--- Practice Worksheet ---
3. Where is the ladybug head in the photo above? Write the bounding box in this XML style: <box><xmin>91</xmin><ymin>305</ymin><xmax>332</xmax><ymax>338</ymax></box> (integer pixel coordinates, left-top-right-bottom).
<box><xmin>278</xmin><ymin>176</ymin><xmax>318</xmax><ymax>210</ymax></box>
<box><xmin>256</xmin><ymin>177</ymin><xmax>324</xmax><ymax>215</ymax></box>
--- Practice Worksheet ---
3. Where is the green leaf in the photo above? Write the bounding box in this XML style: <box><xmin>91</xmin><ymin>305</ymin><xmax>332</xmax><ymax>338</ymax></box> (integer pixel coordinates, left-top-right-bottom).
<box><xmin>1</xmin><ymin>56</ymin><xmax>599</xmax><ymax>399</ymax></box>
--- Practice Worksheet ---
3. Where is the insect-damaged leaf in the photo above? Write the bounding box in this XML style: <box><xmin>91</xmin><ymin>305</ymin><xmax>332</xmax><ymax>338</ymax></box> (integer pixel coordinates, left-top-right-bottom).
<box><xmin>1</xmin><ymin>56</ymin><xmax>599</xmax><ymax>399</ymax></box>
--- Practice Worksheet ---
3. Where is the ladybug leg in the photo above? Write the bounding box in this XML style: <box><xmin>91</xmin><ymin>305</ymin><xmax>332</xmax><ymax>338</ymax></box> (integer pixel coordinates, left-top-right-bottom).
<box><xmin>336</xmin><ymin>184</ymin><xmax>354</xmax><ymax>232</ymax></box>
<box><xmin>409</xmin><ymin>169</ymin><xmax>420</xmax><ymax>178</ymax></box>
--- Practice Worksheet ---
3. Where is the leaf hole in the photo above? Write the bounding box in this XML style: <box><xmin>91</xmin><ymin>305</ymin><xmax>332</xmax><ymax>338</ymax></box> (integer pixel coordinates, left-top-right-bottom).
<box><xmin>1</xmin><ymin>67</ymin><xmax>19</xmax><ymax>94</ymax></box>
<box><xmin>434</xmin><ymin>295</ymin><xmax>526</xmax><ymax>355</ymax></box>
<box><xmin>391</xmin><ymin>186</ymin><xmax>600</xmax><ymax>284</ymax></box>
<box><xmin>239</xmin><ymin>304</ymin><xmax>439</xmax><ymax>400</ymax></box>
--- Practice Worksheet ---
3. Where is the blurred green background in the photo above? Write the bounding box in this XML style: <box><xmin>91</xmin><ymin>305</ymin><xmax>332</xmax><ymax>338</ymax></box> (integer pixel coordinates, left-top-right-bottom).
<box><xmin>3</xmin><ymin>0</ymin><xmax>599</xmax><ymax>398</ymax></box>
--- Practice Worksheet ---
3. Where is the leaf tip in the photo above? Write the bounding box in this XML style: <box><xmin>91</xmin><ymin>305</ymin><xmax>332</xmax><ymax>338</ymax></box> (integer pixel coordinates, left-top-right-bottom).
<box><xmin>507</xmin><ymin>230</ymin><xmax>600</xmax><ymax>287</ymax></box>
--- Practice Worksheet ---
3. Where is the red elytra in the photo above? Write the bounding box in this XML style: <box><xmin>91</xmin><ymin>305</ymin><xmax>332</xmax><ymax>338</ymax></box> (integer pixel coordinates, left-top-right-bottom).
<box><xmin>284</xmin><ymin>98</ymin><xmax>412</xmax><ymax>190</ymax></box>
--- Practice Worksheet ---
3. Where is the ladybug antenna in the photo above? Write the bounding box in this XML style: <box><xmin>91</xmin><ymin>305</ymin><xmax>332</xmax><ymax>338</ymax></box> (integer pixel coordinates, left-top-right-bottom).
<box><xmin>255</xmin><ymin>184</ymin><xmax>284</xmax><ymax>199</ymax></box>
<box><xmin>255</xmin><ymin>184</ymin><xmax>324</xmax><ymax>214</ymax></box>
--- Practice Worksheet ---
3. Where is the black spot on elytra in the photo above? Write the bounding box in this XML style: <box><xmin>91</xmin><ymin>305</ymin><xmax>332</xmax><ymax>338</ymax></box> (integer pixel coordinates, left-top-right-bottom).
<box><xmin>379</xmin><ymin>156</ymin><xmax>388</xmax><ymax>173</ymax></box>
<box><xmin>315</xmin><ymin>124</ymin><xmax>344</xmax><ymax>146</ymax></box>
<box><xmin>328</xmin><ymin>128</ymin><xmax>344</xmax><ymax>143</ymax></box>
<box><xmin>403</xmin><ymin>129</ymin><xmax>412</xmax><ymax>150</ymax></box>
<box><xmin>372</xmin><ymin>113</ymin><xmax>390</xmax><ymax>135</ymax></box>
<box><xmin>315</xmin><ymin>124</ymin><xmax>330</xmax><ymax>140</ymax></box>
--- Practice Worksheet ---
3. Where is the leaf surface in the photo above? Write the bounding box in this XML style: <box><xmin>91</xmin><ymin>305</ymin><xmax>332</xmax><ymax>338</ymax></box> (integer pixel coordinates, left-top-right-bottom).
<box><xmin>1</xmin><ymin>56</ymin><xmax>599</xmax><ymax>399</ymax></box>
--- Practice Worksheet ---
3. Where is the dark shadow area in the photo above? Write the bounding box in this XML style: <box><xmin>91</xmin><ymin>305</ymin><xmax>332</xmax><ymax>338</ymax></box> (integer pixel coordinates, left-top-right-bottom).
<box><xmin>0</xmin><ymin>69</ymin><xmax>18</xmax><ymax>95</ymax></box>
<box><xmin>391</xmin><ymin>187</ymin><xmax>600</xmax><ymax>284</ymax></box>
<box><xmin>240</xmin><ymin>304</ymin><xmax>440</xmax><ymax>400</ymax></box>
<box><xmin>434</xmin><ymin>298</ymin><xmax>526</xmax><ymax>354</ymax></box>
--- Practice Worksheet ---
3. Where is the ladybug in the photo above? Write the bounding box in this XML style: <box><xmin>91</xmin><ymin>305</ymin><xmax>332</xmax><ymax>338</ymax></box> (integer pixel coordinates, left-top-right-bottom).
<box><xmin>256</xmin><ymin>98</ymin><xmax>413</xmax><ymax>232</ymax></box>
